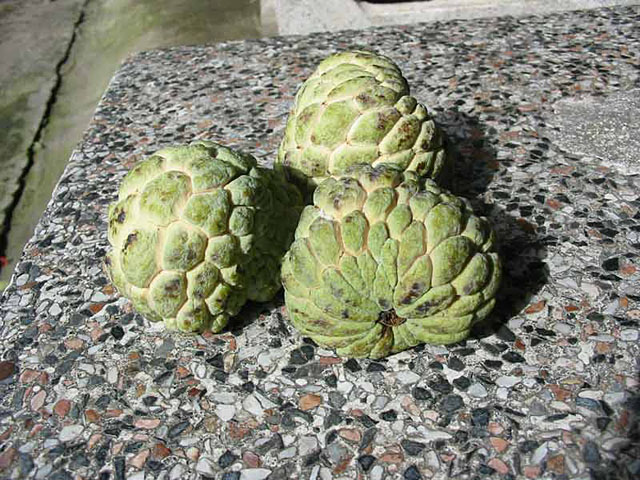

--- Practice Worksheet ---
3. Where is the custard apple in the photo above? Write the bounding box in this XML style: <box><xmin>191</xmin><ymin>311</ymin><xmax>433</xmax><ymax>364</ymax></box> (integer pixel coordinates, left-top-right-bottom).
<box><xmin>281</xmin><ymin>165</ymin><xmax>500</xmax><ymax>358</ymax></box>
<box><xmin>106</xmin><ymin>141</ymin><xmax>302</xmax><ymax>333</ymax></box>
<box><xmin>276</xmin><ymin>50</ymin><xmax>452</xmax><ymax>195</ymax></box>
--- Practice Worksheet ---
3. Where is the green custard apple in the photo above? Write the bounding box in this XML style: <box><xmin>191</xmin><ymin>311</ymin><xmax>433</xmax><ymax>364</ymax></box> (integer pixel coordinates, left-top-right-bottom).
<box><xmin>276</xmin><ymin>50</ymin><xmax>452</xmax><ymax>195</ymax></box>
<box><xmin>106</xmin><ymin>141</ymin><xmax>302</xmax><ymax>333</ymax></box>
<box><xmin>281</xmin><ymin>164</ymin><xmax>500</xmax><ymax>358</ymax></box>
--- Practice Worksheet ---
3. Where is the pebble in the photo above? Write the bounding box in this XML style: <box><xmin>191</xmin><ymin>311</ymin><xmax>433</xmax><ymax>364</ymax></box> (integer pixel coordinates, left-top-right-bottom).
<box><xmin>370</xmin><ymin>465</ymin><xmax>384</xmax><ymax>480</ymax></box>
<box><xmin>216</xmin><ymin>404</ymin><xmax>236</xmax><ymax>421</ymax></box>
<box><xmin>299</xmin><ymin>393</ymin><xmax>322</xmax><ymax>411</ymax></box>
<box><xmin>240</xmin><ymin>469</ymin><xmax>271</xmax><ymax>480</ymax></box>
<box><xmin>530</xmin><ymin>442</ymin><xmax>548</xmax><ymax>464</ymax></box>
<box><xmin>441</xmin><ymin>395</ymin><xmax>464</xmax><ymax>412</ymax></box>
<box><xmin>582</xmin><ymin>441</ymin><xmax>601</xmax><ymax>464</ymax></box>
<box><xmin>59</xmin><ymin>425</ymin><xmax>83</xmax><ymax>443</ymax></box>
<box><xmin>554</xmin><ymin>322</ymin><xmax>573</xmax><ymax>335</ymax></box>
<box><xmin>299</xmin><ymin>436</ymin><xmax>318</xmax><ymax>456</ymax></box>
<box><xmin>169</xmin><ymin>464</ymin><xmax>186</xmax><ymax>480</ymax></box>
<box><xmin>243</xmin><ymin>395</ymin><xmax>265</xmax><ymax>416</ymax></box>
<box><xmin>601</xmin><ymin>437</ymin><xmax>629</xmax><ymax>452</ymax></box>
<box><xmin>278</xmin><ymin>447</ymin><xmax>297</xmax><ymax>460</ymax></box>
<box><xmin>218</xmin><ymin>450</ymin><xmax>238</xmax><ymax>468</ymax></box>
<box><xmin>195</xmin><ymin>456</ymin><xmax>217</xmax><ymax>477</ymax></box>
<box><xmin>401</xmin><ymin>439</ymin><xmax>425</xmax><ymax>456</ymax></box>
<box><xmin>357</xmin><ymin>455</ymin><xmax>376</xmax><ymax>472</ymax></box>
<box><xmin>404</xmin><ymin>465</ymin><xmax>422</xmax><ymax>480</ymax></box>
<box><xmin>620</xmin><ymin>329</ymin><xmax>639</xmax><ymax>341</ymax></box>
<box><xmin>468</xmin><ymin>383</ymin><xmax>488</xmax><ymax>398</ymax></box>
<box><xmin>396</xmin><ymin>371</ymin><xmax>421</xmax><ymax>385</ymax></box>
<box><xmin>496</xmin><ymin>375</ymin><xmax>521</xmax><ymax>387</ymax></box>
<box><xmin>0</xmin><ymin>361</ymin><xmax>15</xmax><ymax>381</ymax></box>
<box><xmin>488</xmin><ymin>458</ymin><xmax>510</xmax><ymax>475</ymax></box>
<box><xmin>324</xmin><ymin>441</ymin><xmax>350</xmax><ymax>465</ymax></box>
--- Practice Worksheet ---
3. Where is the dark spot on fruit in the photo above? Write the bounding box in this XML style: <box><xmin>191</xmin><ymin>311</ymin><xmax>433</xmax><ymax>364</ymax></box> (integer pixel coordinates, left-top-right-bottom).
<box><xmin>164</xmin><ymin>279</ymin><xmax>182</xmax><ymax>294</ymax></box>
<box><xmin>377</xmin><ymin>310</ymin><xmax>405</xmax><ymax>327</ymax></box>
<box><xmin>124</xmin><ymin>232</ymin><xmax>138</xmax><ymax>249</ymax></box>
<box><xmin>116</xmin><ymin>210</ymin><xmax>126</xmax><ymax>223</ymax></box>
<box><xmin>401</xmin><ymin>282</ymin><xmax>425</xmax><ymax>304</ymax></box>
<box><xmin>356</xmin><ymin>93</ymin><xmax>373</xmax><ymax>106</ymax></box>
<box><xmin>341</xmin><ymin>310</ymin><xmax>349</xmax><ymax>319</ymax></box>
<box><xmin>415</xmin><ymin>301</ymin><xmax>436</xmax><ymax>314</ymax></box>
<box><xmin>463</xmin><ymin>283</ymin><xmax>476</xmax><ymax>295</ymax></box>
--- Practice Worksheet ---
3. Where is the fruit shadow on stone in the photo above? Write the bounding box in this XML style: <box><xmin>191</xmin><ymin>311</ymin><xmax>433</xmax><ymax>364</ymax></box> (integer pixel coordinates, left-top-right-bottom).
<box><xmin>436</xmin><ymin>110</ymin><xmax>550</xmax><ymax>340</ymax></box>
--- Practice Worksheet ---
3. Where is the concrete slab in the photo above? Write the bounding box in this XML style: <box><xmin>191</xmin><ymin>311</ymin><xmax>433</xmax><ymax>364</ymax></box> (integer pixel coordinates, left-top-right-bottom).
<box><xmin>267</xmin><ymin>0</ymin><xmax>640</xmax><ymax>35</ymax></box>
<box><xmin>360</xmin><ymin>0</ymin><xmax>640</xmax><ymax>25</ymax></box>
<box><xmin>543</xmin><ymin>90</ymin><xmax>640</xmax><ymax>175</ymax></box>
<box><xmin>0</xmin><ymin>0</ymin><xmax>84</xmax><ymax>247</ymax></box>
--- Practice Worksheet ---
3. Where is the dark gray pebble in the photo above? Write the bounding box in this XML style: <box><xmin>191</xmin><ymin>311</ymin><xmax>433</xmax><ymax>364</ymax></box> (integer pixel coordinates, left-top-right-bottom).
<box><xmin>441</xmin><ymin>395</ymin><xmax>464</xmax><ymax>412</ymax></box>
<box><xmin>218</xmin><ymin>450</ymin><xmax>238</xmax><ymax>468</ymax></box>
<box><xmin>358</xmin><ymin>454</ymin><xmax>376</xmax><ymax>472</ymax></box>
<box><xmin>404</xmin><ymin>465</ymin><xmax>422</xmax><ymax>480</ymax></box>
<box><xmin>401</xmin><ymin>439</ymin><xmax>426</xmax><ymax>456</ymax></box>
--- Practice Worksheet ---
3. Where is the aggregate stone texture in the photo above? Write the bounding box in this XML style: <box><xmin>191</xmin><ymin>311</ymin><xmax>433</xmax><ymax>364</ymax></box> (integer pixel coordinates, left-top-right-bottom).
<box><xmin>1</xmin><ymin>6</ymin><xmax>639</xmax><ymax>480</ymax></box>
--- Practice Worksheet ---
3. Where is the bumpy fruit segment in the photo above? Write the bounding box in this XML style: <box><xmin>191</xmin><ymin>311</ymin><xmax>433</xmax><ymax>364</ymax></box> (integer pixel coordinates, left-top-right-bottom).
<box><xmin>106</xmin><ymin>141</ymin><xmax>302</xmax><ymax>333</ymax></box>
<box><xmin>282</xmin><ymin>164</ymin><xmax>500</xmax><ymax>358</ymax></box>
<box><xmin>276</xmin><ymin>50</ymin><xmax>453</xmax><ymax>196</ymax></box>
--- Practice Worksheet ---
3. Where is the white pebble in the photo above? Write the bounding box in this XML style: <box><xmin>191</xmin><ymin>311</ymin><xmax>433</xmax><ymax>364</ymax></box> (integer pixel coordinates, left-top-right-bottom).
<box><xmin>602</xmin><ymin>437</ymin><xmax>630</xmax><ymax>452</ymax></box>
<box><xmin>212</xmin><ymin>392</ymin><xmax>237</xmax><ymax>404</ymax></box>
<box><xmin>554</xmin><ymin>322</ymin><xmax>573</xmax><ymax>335</ymax></box>
<box><xmin>195</xmin><ymin>457</ymin><xmax>217</xmax><ymax>477</ymax></box>
<box><xmin>59</xmin><ymin>425</ymin><xmax>83</xmax><ymax>442</ymax></box>
<box><xmin>621</xmin><ymin>329</ymin><xmax>639</xmax><ymax>341</ymax></box>
<box><xmin>360</xmin><ymin>381</ymin><xmax>375</xmax><ymax>393</ymax></box>
<box><xmin>319</xmin><ymin>467</ymin><xmax>332</xmax><ymax>480</ymax></box>
<box><xmin>578</xmin><ymin>390</ymin><xmax>603</xmax><ymax>400</ymax></box>
<box><xmin>396</xmin><ymin>370</ymin><xmax>421</xmax><ymax>385</ymax></box>
<box><xmin>337</xmin><ymin>381</ymin><xmax>353</xmax><ymax>394</ymax></box>
<box><xmin>35</xmin><ymin>464</ymin><xmax>53</xmax><ymax>480</ymax></box>
<box><xmin>279</xmin><ymin>447</ymin><xmax>297</xmax><ymax>459</ymax></box>
<box><xmin>299</xmin><ymin>436</ymin><xmax>318</xmax><ymax>456</ymax></box>
<box><xmin>215</xmin><ymin>404</ymin><xmax>235</xmax><ymax>421</ymax></box>
<box><xmin>373</xmin><ymin>396</ymin><xmax>389</xmax><ymax>409</ymax></box>
<box><xmin>107</xmin><ymin>366</ymin><xmax>118</xmax><ymax>384</ymax></box>
<box><xmin>468</xmin><ymin>383</ymin><xmax>488</xmax><ymax>398</ymax></box>
<box><xmin>496</xmin><ymin>376</ymin><xmax>521</xmax><ymax>387</ymax></box>
<box><xmin>240</xmin><ymin>469</ymin><xmax>271</xmax><ymax>480</ymax></box>
<box><xmin>496</xmin><ymin>387</ymin><xmax>509</xmax><ymax>401</ymax></box>
<box><xmin>531</xmin><ymin>442</ymin><xmax>548</xmax><ymax>464</ymax></box>
<box><xmin>243</xmin><ymin>395</ymin><xmax>264</xmax><ymax>416</ymax></box>
<box><xmin>370</xmin><ymin>465</ymin><xmax>384</xmax><ymax>480</ymax></box>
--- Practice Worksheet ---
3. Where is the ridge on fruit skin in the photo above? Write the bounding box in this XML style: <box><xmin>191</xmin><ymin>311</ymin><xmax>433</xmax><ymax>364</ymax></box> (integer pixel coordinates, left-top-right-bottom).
<box><xmin>276</xmin><ymin>50</ymin><xmax>453</xmax><ymax>197</ymax></box>
<box><xmin>281</xmin><ymin>164</ymin><xmax>501</xmax><ymax>359</ymax></box>
<box><xmin>105</xmin><ymin>140</ymin><xmax>303</xmax><ymax>333</ymax></box>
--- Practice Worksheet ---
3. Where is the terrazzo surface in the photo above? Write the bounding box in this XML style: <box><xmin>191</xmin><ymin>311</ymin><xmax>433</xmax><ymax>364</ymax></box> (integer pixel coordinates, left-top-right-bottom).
<box><xmin>1</xmin><ymin>5</ymin><xmax>640</xmax><ymax>480</ymax></box>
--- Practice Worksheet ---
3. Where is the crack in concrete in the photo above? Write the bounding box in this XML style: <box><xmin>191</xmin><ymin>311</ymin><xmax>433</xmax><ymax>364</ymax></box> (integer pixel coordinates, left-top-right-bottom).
<box><xmin>0</xmin><ymin>0</ymin><xmax>91</xmax><ymax>270</ymax></box>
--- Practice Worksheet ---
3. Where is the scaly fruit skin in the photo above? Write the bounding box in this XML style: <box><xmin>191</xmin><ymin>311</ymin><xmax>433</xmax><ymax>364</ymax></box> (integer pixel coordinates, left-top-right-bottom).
<box><xmin>106</xmin><ymin>141</ymin><xmax>302</xmax><ymax>333</ymax></box>
<box><xmin>281</xmin><ymin>164</ymin><xmax>500</xmax><ymax>359</ymax></box>
<box><xmin>276</xmin><ymin>50</ymin><xmax>452</xmax><ymax>197</ymax></box>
